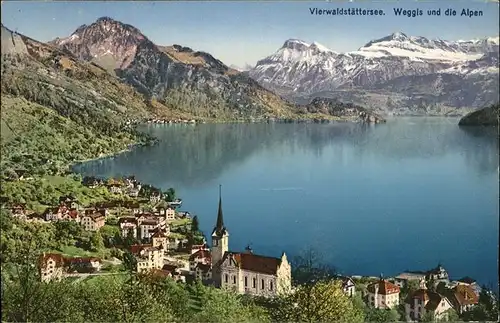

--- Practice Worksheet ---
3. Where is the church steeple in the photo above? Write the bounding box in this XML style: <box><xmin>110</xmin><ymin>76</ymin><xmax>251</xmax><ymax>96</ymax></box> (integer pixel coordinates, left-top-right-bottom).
<box><xmin>211</xmin><ymin>185</ymin><xmax>229</xmax><ymax>281</ymax></box>
<box><xmin>212</xmin><ymin>185</ymin><xmax>228</xmax><ymax>237</ymax></box>
<box><xmin>215</xmin><ymin>185</ymin><xmax>224</xmax><ymax>231</ymax></box>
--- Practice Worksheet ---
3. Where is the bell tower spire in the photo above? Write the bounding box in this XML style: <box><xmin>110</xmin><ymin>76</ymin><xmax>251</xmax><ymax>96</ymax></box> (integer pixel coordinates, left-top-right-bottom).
<box><xmin>215</xmin><ymin>184</ymin><xmax>224</xmax><ymax>232</ymax></box>
<box><xmin>211</xmin><ymin>185</ymin><xmax>229</xmax><ymax>273</ymax></box>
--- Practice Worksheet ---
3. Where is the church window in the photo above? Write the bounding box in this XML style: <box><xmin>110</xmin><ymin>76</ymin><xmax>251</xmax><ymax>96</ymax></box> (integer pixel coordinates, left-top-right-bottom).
<box><xmin>270</xmin><ymin>281</ymin><xmax>273</xmax><ymax>291</ymax></box>
<box><xmin>253</xmin><ymin>278</ymin><xmax>256</xmax><ymax>288</ymax></box>
<box><xmin>225</xmin><ymin>274</ymin><xmax>228</xmax><ymax>283</ymax></box>
<box><xmin>245</xmin><ymin>277</ymin><xmax>248</xmax><ymax>287</ymax></box>
<box><xmin>233</xmin><ymin>276</ymin><xmax>236</xmax><ymax>284</ymax></box>
<box><xmin>261</xmin><ymin>279</ymin><xmax>265</xmax><ymax>289</ymax></box>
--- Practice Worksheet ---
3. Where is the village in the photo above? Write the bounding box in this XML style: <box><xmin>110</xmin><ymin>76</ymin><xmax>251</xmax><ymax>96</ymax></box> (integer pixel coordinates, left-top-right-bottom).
<box><xmin>6</xmin><ymin>176</ymin><xmax>497</xmax><ymax>322</ymax></box>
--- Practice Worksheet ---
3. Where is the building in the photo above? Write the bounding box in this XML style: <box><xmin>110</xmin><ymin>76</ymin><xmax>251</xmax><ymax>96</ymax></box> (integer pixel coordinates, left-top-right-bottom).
<box><xmin>393</xmin><ymin>271</ymin><xmax>427</xmax><ymax>289</ymax></box>
<box><xmin>366</xmin><ymin>278</ymin><xmax>401</xmax><ymax>309</ymax></box>
<box><xmin>65</xmin><ymin>257</ymin><xmax>102</xmax><ymax>273</ymax></box>
<box><xmin>58</xmin><ymin>195</ymin><xmax>80</xmax><ymax>210</ymax></box>
<box><xmin>38</xmin><ymin>253</ymin><xmax>65</xmax><ymax>282</ymax></box>
<box><xmin>190</xmin><ymin>243</ymin><xmax>210</xmax><ymax>255</ymax></box>
<box><xmin>425</xmin><ymin>264</ymin><xmax>449</xmax><ymax>283</ymax></box>
<box><xmin>210</xmin><ymin>186</ymin><xmax>292</xmax><ymax>297</ymax></box>
<box><xmin>195</xmin><ymin>263</ymin><xmax>212</xmax><ymax>281</ymax></box>
<box><xmin>43</xmin><ymin>205</ymin><xmax>80</xmax><ymax>222</ymax></box>
<box><xmin>119</xmin><ymin>217</ymin><xmax>138</xmax><ymax>238</ymax></box>
<box><xmin>336</xmin><ymin>275</ymin><xmax>356</xmax><ymax>297</ymax></box>
<box><xmin>405</xmin><ymin>288</ymin><xmax>454</xmax><ymax>321</ymax></box>
<box><xmin>151</xmin><ymin>229</ymin><xmax>169</xmax><ymax>250</ymax></box>
<box><xmin>448</xmin><ymin>284</ymin><xmax>479</xmax><ymax>314</ymax></box>
<box><xmin>138</xmin><ymin>217</ymin><xmax>164</xmax><ymax>241</ymax></box>
<box><xmin>189</xmin><ymin>249</ymin><xmax>212</xmax><ymax>270</ymax></box>
<box><xmin>130</xmin><ymin>244</ymin><xmax>163</xmax><ymax>273</ymax></box>
<box><xmin>81</xmin><ymin>211</ymin><xmax>105</xmax><ymax>231</ymax></box>
<box><xmin>162</xmin><ymin>264</ymin><xmax>186</xmax><ymax>282</ymax></box>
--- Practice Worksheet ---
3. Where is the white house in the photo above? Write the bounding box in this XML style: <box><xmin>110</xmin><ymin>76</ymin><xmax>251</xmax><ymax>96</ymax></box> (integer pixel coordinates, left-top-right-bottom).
<box><xmin>336</xmin><ymin>276</ymin><xmax>356</xmax><ymax>297</ymax></box>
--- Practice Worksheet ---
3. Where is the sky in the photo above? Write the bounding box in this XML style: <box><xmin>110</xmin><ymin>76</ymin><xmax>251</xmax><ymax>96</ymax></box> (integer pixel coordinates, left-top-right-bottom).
<box><xmin>1</xmin><ymin>0</ymin><xmax>499</xmax><ymax>67</ymax></box>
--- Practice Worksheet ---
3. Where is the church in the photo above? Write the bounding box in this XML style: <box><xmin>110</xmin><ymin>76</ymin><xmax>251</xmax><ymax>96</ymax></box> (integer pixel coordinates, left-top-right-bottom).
<box><xmin>210</xmin><ymin>186</ymin><xmax>292</xmax><ymax>297</ymax></box>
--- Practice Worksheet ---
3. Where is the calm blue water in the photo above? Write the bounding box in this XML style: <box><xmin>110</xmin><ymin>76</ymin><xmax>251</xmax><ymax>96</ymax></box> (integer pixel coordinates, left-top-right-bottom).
<box><xmin>73</xmin><ymin>118</ymin><xmax>499</xmax><ymax>289</ymax></box>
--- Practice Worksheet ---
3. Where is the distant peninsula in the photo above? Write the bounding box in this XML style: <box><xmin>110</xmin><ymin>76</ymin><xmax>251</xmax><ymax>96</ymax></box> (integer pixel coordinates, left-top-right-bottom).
<box><xmin>458</xmin><ymin>103</ymin><xmax>499</xmax><ymax>126</ymax></box>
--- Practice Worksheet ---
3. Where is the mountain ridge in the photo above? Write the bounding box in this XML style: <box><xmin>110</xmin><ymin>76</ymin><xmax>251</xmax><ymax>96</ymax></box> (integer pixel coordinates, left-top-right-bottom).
<box><xmin>249</xmin><ymin>32</ymin><xmax>499</xmax><ymax>115</ymax></box>
<box><xmin>49</xmin><ymin>16</ymin><xmax>384</xmax><ymax>121</ymax></box>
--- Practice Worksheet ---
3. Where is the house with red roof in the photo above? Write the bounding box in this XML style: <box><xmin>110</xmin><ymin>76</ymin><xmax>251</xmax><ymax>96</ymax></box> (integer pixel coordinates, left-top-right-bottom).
<box><xmin>448</xmin><ymin>284</ymin><xmax>479</xmax><ymax>314</ymax></box>
<box><xmin>405</xmin><ymin>288</ymin><xmax>454</xmax><ymax>321</ymax></box>
<box><xmin>366</xmin><ymin>277</ymin><xmax>401</xmax><ymax>309</ymax></box>
<box><xmin>189</xmin><ymin>249</ymin><xmax>211</xmax><ymax>270</ymax></box>
<box><xmin>43</xmin><ymin>205</ymin><xmax>81</xmax><ymax>223</ymax></box>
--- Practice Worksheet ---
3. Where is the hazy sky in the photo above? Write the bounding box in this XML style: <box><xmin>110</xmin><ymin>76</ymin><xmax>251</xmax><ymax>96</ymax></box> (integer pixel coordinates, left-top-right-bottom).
<box><xmin>2</xmin><ymin>1</ymin><xmax>498</xmax><ymax>67</ymax></box>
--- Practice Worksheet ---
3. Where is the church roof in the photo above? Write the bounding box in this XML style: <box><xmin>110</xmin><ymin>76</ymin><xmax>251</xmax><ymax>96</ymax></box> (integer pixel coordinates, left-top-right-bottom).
<box><xmin>221</xmin><ymin>251</ymin><xmax>282</xmax><ymax>275</ymax></box>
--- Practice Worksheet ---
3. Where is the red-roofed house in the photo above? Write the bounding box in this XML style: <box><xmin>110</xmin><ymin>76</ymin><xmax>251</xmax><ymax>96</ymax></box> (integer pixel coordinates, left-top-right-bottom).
<box><xmin>449</xmin><ymin>284</ymin><xmax>479</xmax><ymax>314</ymax></box>
<box><xmin>191</xmin><ymin>243</ymin><xmax>209</xmax><ymax>255</ymax></box>
<box><xmin>189</xmin><ymin>249</ymin><xmax>212</xmax><ymax>270</ymax></box>
<box><xmin>366</xmin><ymin>278</ymin><xmax>401</xmax><ymax>309</ymax></box>
<box><xmin>405</xmin><ymin>288</ymin><xmax>454</xmax><ymax>321</ymax></box>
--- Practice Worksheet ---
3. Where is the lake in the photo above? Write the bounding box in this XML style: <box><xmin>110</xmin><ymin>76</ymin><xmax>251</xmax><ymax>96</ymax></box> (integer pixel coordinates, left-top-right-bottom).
<box><xmin>73</xmin><ymin>118</ymin><xmax>499</xmax><ymax>288</ymax></box>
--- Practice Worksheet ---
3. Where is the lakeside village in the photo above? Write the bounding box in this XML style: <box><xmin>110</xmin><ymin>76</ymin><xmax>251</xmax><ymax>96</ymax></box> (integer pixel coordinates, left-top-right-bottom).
<box><xmin>6</xmin><ymin>176</ymin><xmax>497</xmax><ymax>322</ymax></box>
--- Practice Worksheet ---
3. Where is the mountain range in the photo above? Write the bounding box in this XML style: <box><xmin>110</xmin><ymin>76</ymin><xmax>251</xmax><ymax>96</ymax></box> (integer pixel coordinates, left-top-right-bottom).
<box><xmin>2</xmin><ymin>17</ymin><xmax>392</xmax><ymax>178</ymax></box>
<box><xmin>249</xmin><ymin>33</ymin><xmax>499</xmax><ymax>116</ymax></box>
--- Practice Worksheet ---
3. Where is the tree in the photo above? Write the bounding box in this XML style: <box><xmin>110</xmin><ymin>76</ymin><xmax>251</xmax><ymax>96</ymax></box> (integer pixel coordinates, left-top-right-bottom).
<box><xmin>99</xmin><ymin>225</ymin><xmax>120</xmax><ymax>247</ymax></box>
<box><xmin>193</xmin><ymin>284</ymin><xmax>269</xmax><ymax>322</ymax></box>
<box><xmin>123</xmin><ymin>230</ymin><xmax>138</xmax><ymax>248</ymax></box>
<box><xmin>291</xmin><ymin>247</ymin><xmax>337</xmax><ymax>285</ymax></box>
<box><xmin>365</xmin><ymin>308</ymin><xmax>400</xmax><ymax>322</ymax></box>
<box><xmin>422</xmin><ymin>311</ymin><xmax>435</xmax><ymax>322</ymax></box>
<box><xmin>462</xmin><ymin>287</ymin><xmax>499</xmax><ymax>321</ymax></box>
<box><xmin>90</xmin><ymin>231</ymin><xmax>105</xmax><ymax>252</ymax></box>
<box><xmin>270</xmin><ymin>279</ymin><xmax>364</xmax><ymax>322</ymax></box>
<box><xmin>54</xmin><ymin>221</ymin><xmax>83</xmax><ymax>246</ymax></box>
<box><xmin>444</xmin><ymin>308</ymin><xmax>460</xmax><ymax>322</ymax></box>
<box><xmin>191</xmin><ymin>215</ymin><xmax>200</xmax><ymax>233</ymax></box>
<box><xmin>165</xmin><ymin>188</ymin><xmax>176</xmax><ymax>202</ymax></box>
<box><xmin>122</xmin><ymin>251</ymin><xmax>137</xmax><ymax>273</ymax></box>
<box><xmin>426</xmin><ymin>277</ymin><xmax>436</xmax><ymax>291</ymax></box>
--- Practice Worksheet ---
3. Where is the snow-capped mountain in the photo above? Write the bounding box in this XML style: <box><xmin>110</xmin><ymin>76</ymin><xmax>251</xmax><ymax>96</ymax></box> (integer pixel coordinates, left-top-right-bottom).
<box><xmin>249</xmin><ymin>32</ymin><xmax>499</xmax><ymax>115</ymax></box>
<box><xmin>229</xmin><ymin>63</ymin><xmax>254</xmax><ymax>72</ymax></box>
